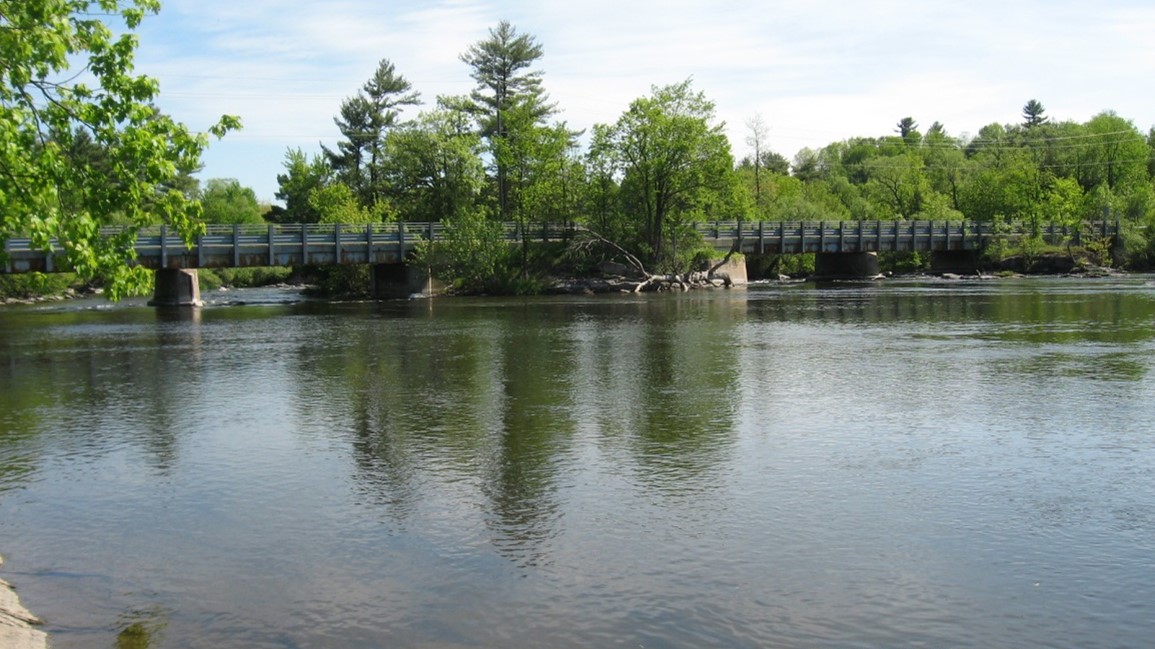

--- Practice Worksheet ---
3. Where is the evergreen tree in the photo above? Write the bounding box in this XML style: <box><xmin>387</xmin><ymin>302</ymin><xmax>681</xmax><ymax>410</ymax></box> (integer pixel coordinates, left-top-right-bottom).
<box><xmin>460</xmin><ymin>21</ymin><xmax>557</xmax><ymax>219</ymax></box>
<box><xmin>1022</xmin><ymin>99</ymin><xmax>1048</xmax><ymax>128</ymax></box>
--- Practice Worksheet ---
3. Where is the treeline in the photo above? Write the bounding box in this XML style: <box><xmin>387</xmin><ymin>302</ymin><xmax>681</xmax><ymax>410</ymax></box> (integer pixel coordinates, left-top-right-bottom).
<box><xmin>238</xmin><ymin>22</ymin><xmax>1155</xmax><ymax>288</ymax></box>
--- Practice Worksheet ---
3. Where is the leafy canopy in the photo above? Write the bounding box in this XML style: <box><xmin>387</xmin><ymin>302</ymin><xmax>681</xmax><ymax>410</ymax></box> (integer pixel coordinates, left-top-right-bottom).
<box><xmin>200</xmin><ymin>178</ymin><xmax>264</xmax><ymax>225</ymax></box>
<box><xmin>0</xmin><ymin>0</ymin><xmax>239</xmax><ymax>298</ymax></box>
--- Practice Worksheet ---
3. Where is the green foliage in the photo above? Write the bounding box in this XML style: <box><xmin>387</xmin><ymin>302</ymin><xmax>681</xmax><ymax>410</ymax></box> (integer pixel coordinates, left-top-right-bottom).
<box><xmin>198</xmin><ymin>266</ymin><xmax>293</xmax><ymax>290</ymax></box>
<box><xmin>1022</xmin><ymin>99</ymin><xmax>1048</xmax><ymax>128</ymax></box>
<box><xmin>200</xmin><ymin>178</ymin><xmax>265</xmax><ymax>225</ymax></box>
<box><xmin>777</xmin><ymin>253</ymin><xmax>815</xmax><ymax>277</ymax></box>
<box><xmin>382</xmin><ymin>106</ymin><xmax>486</xmax><ymax>222</ymax></box>
<box><xmin>980</xmin><ymin>216</ymin><xmax>1016</xmax><ymax>264</ymax></box>
<box><xmin>0</xmin><ymin>0</ymin><xmax>239</xmax><ymax>300</ymax></box>
<box><xmin>879</xmin><ymin>251</ymin><xmax>928</xmax><ymax>274</ymax></box>
<box><xmin>0</xmin><ymin>272</ymin><xmax>80</xmax><ymax>299</ymax></box>
<box><xmin>1018</xmin><ymin>235</ymin><xmax>1048</xmax><ymax>268</ymax></box>
<box><xmin>460</xmin><ymin>21</ymin><xmax>557</xmax><ymax>220</ymax></box>
<box><xmin>895</xmin><ymin>117</ymin><xmax>920</xmax><ymax>144</ymax></box>
<box><xmin>590</xmin><ymin>78</ymin><xmax>736</xmax><ymax>269</ymax></box>
<box><xmin>275</xmin><ymin>148</ymin><xmax>330</xmax><ymax>223</ymax></box>
<box><xmin>323</xmin><ymin>59</ymin><xmax>420</xmax><ymax>205</ymax></box>
<box><xmin>310</xmin><ymin>183</ymin><xmax>391</xmax><ymax>224</ymax></box>
<box><xmin>313</xmin><ymin>265</ymin><xmax>372</xmax><ymax>299</ymax></box>
<box><xmin>425</xmin><ymin>206</ymin><xmax>513</xmax><ymax>292</ymax></box>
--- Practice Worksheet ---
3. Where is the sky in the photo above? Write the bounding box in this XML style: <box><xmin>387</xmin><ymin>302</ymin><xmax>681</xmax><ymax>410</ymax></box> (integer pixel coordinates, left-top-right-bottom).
<box><xmin>128</xmin><ymin>0</ymin><xmax>1155</xmax><ymax>204</ymax></box>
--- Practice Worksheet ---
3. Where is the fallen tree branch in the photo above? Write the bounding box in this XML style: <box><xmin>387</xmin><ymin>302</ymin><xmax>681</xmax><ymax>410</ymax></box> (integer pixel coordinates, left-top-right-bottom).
<box><xmin>572</xmin><ymin>227</ymin><xmax>653</xmax><ymax>279</ymax></box>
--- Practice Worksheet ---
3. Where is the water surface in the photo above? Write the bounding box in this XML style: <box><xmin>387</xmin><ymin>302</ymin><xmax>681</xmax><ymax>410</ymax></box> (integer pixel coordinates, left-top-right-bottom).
<box><xmin>2</xmin><ymin>277</ymin><xmax>1154</xmax><ymax>648</ymax></box>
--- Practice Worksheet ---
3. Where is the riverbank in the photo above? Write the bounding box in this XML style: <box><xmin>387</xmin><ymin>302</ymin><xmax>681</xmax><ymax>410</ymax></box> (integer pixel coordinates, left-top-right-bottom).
<box><xmin>0</xmin><ymin>555</ymin><xmax>48</xmax><ymax>649</ymax></box>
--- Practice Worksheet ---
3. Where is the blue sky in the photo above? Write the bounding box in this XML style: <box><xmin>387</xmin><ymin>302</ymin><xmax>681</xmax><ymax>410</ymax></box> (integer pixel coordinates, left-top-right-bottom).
<box><xmin>130</xmin><ymin>0</ymin><xmax>1155</xmax><ymax>204</ymax></box>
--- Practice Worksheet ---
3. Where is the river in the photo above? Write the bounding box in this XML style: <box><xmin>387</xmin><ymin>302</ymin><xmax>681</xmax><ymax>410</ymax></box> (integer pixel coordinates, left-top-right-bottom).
<box><xmin>1</xmin><ymin>277</ymin><xmax>1154</xmax><ymax>648</ymax></box>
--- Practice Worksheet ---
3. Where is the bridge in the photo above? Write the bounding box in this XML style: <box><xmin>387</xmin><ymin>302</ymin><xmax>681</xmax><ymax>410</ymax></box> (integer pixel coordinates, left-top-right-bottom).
<box><xmin>2</xmin><ymin>220</ymin><xmax>1118</xmax><ymax>305</ymax></box>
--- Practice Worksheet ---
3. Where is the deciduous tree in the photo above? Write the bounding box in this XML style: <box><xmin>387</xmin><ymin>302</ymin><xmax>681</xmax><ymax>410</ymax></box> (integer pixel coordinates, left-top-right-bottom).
<box><xmin>200</xmin><ymin>179</ymin><xmax>264</xmax><ymax>225</ymax></box>
<box><xmin>593</xmin><ymin>79</ymin><xmax>735</xmax><ymax>268</ymax></box>
<box><xmin>381</xmin><ymin>106</ymin><xmax>486</xmax><ymax>222</ymax></box>
<box><xmin>0</xmin><ymin>0</ymin><xmax>239</xmax><ymax>298</ymax></box>
<box><xmin>275</xmin><ymin>148</ymin><xmax>331</xmax><ymax>223</ymax></box>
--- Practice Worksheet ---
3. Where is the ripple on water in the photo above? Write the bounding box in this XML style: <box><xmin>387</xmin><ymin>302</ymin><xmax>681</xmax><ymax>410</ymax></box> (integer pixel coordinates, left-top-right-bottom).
<box><xmin>3</xmin><ymin>283</ymin><xmax>1155</xmax><ymax>648</ymax></box>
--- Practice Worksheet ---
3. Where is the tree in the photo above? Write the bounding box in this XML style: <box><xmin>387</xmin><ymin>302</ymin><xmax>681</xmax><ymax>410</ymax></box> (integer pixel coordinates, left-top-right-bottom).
<box><xmin>895</xmin><ymin>117</ymin><xmax>920</xmax><ymax>144</ymax></box>
<box><xmin>863</xmin><ymin>153</ymin><xmax>927</xmax><ymax>219</ymax></box>
<box><xmin>1081</xmin><ymin>111</ymin><xmax>1149</xmax><ymax>192</ymax></box>
<box><xmin>323</xmin><ymin>95</ymin><xmax>376</xmax><ymax>198</ymax></box>
<box><xmin>792</xmin><ymin>148</ymin><xmax>823</xmax><ymax>182</ymax></box>
<box><xmin>1147</xmin><ymin>127</ymin><xmax>1155</xmax><ymax>180</ymax></box>
<box><xmin>200</xmin><ymin>179</ymin><xmax>264</xmax><ymax>225</ymax></box>
<box><xmin>0</xmin><ymin>0</ymin><xmax>239</xmax><ymax>299</ymax></box>
<box><xmin>1022</xmin><ymin>99</ymin><xmax>1048</xmax><ymax>128</ymax></box>
<box><xmin>745</xmin><ymin>114</ymin><xmax>769</xmax><ymax>210</ymax></box>
<box><xmin>275</xmin><ymin>148</ymin><xmax>331</xmax><ymax>223</ymax></box>
<box><xmin>921</xmin><ymin>124</ymin><xmax>968</xmax><ymax>211</ymax></box>
<box><xmin>324</xmin><ymin>59</ymin><xmax>420</xmax><ymax>205</ymax></box>
<box><xmin>381</xmin><ymin>106</ymin><xmax>486</xmax><ymax>222</ymax></box>
<box><xmin>460</xmin><ymin>21</ymin><xmax>557</xmax><ymax>219</ymax></box>
<box><xmin>594</xmin><ymin>79</ymin><xmax>735</xmax><ymax>268</ymax></box>
<box><xmin>309</xmin><ymin>183</ymin><xmax>387</xmax><ymax>224</ymax></box>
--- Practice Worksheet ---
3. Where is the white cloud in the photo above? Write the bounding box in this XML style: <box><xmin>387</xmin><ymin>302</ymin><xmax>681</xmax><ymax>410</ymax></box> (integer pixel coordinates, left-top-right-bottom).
<box><xmin>125</xmin><ymin>0</ymin><xmax>1155</xmax><ymax>203</ymax></box>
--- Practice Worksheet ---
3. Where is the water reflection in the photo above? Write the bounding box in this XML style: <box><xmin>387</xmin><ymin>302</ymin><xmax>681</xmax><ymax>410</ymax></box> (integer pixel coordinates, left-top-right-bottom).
<box><xmin>2</xmin><ymin>280</ymin><xmax>1154</xmax><ymax>648</ymax></box>
<box><xmin>277</xmin><ymin>296</ymin><xmax>749</xmax><ymax>566</ymax></box>
<box><xmin>481</xmin><ymin>311</ymin><xmax>574</xmax><ymax>566</ymax></box>
<box><xmin>0</xmin><ymin>307</ymin><xmax>210</xmax><ymax>487</ymax></box>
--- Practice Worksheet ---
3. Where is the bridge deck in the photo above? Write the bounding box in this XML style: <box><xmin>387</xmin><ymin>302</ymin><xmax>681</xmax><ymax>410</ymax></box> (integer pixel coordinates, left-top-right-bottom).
<box><xmin>2</xmin><ymin>220</ymin><xmax>1114</xmax><ymax>274</ymax></box>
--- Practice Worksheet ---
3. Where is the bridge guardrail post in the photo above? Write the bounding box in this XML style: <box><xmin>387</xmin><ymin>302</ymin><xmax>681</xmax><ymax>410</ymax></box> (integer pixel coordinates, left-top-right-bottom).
<box><xmin>268</xmin><ymin>224</ymin><xmax>276</xmax><ymax>266</ymax></box>
<box><xmin>335</xmin><ymin>223</ymin><xmax>342</xmax><ymax>264</ymax></box>
<box><xmin>365</xmin><ymin>223</ymin><xmax>373</xmax><ymax>264</ymax></box>
<box><xmin>160</xmin><ymin>225</ymin><xmax>168</xmax><ymax>268</ymax></box>
<box><xmin>233</xmin><ymin>224</ymin><xmax>240</xmax><ymax>267</ymax></box>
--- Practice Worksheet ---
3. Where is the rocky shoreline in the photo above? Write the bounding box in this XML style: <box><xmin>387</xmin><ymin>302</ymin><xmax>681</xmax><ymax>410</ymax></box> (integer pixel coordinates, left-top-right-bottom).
<box><xmin>0</xmin><ymin>554</ymin><xmax>48</xmax><ymax>649</ymax></box>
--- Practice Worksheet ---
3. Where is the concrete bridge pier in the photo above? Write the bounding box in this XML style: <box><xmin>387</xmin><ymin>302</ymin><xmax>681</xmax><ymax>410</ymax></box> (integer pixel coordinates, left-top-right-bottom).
<box><xmin>371</xmin><ymin>263</ymin><xmax>445</xmax><ymax>299</ymax></box>
<box><xmin>930</xmin><ymin>250</ymin><xmax>982</xmax><ymax>275</ymax></box>
<box><xmin>148</xmin><ymin>268</ymin><xmax>202</xmax><ymax>307</ymax></box>
<box><xmin>813</xmin><ymin>252</ymin><xmax>879</xmax><ymax>280</ymax></box>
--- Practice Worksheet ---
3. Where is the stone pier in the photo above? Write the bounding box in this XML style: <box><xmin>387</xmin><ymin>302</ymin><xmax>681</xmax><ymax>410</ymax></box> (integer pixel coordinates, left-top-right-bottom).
<box><xmin>813</xmin><ymin>252</ymin><xmax>880</xmax><ymax>280</ymax></box>
<box><xmin>149</xmin><ymin>268</ymin><xmax>202</xmax><ymax>307</ymax></box>
<box><xmin>710</xmin><ymin>256</ymin><xmax>748</xmax><ymax>285</ymax></box>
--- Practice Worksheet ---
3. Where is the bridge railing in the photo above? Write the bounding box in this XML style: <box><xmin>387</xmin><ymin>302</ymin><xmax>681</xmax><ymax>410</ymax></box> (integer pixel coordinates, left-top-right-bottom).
<box><xmin>693</xmin><ymin>220</ymin><xmax>1116</xmax><ymax>254</ymax></box>
<box><xmin>3</xmin><ymin>219</ymin><xmax>1119</xmax><ymax>274</ymax></box>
